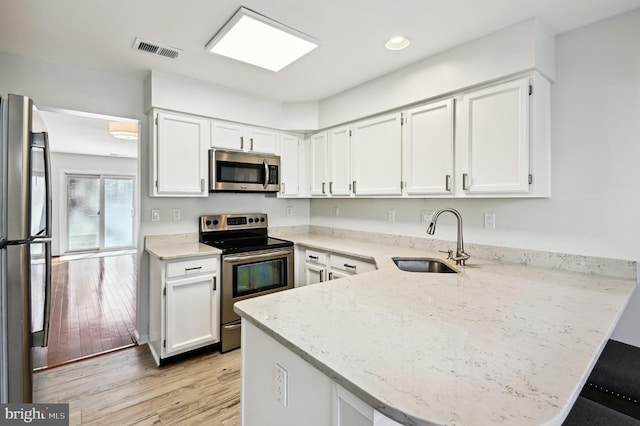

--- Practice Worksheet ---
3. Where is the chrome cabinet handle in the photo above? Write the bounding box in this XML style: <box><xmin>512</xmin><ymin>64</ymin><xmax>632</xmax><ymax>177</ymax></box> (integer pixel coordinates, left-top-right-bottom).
<box><xmin>250</xmin><ymin>138</ymin><xmax>254</xmax><ymax>151</ymax></box>
<box><xmin>201</xmin><ymin>178</ymin><xmax>205</xmax><ymax>192</ymax></box>
<box><xmin>329</xmin><ymin>272</ymin><xmax>333</xmax><ymax>280</ymax></box>
<box><xmin>320</xmin><ymin>270</ymin><xmax>324</xmax><ymax>282</ymax></box>
<box><xmin>213</xmin><ymin>276</ymin><xmax>217</xmax><ymax>291</ymax></box>
<box><xmin>445</xmin><ymin>175</ymin><xmax>452</xmax><ymax>192</ymax></box>
<box><xmin>322</xmin><ymin>182</ymin><xmax>326</xmax><ymax>194</ymax></box>
<box><xmin>185</xmin><ymin>266</ymin><xmax>202</xmax><ymax>272</ymax></box>
<box><xmin>308</xmin><ymin>255</ymin><xmax>319</xmax><ymax>261</ymax></box>
<box><xmin>240</xmin><ymin>136</ymin><xmax>244</xmax><ymax>150</ymax></box>
<box><xmin>462</xmin><ymin>173</ymin><xmax>469</xmax><ymax>190</ymax></box>
<box><xmin>344</xmin><ymin>263</ymin><xmax>356</xmax><ymax>270</ymax></box>
<box><xmin>352</xmin><ymin>181</ymin><xmax>357</xmax><ymax>194</ymax></box>
<box><xmin>329</xmin><ymin>182</ymin><xmax>333</xmax><ymax>194</ymax></box>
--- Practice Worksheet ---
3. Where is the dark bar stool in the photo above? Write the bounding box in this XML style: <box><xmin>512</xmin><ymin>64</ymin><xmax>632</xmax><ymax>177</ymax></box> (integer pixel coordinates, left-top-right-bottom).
<box><xmin>564</xmin><ymin>340</ymin><xmax>640</xmax><ymax>425</ymax></box>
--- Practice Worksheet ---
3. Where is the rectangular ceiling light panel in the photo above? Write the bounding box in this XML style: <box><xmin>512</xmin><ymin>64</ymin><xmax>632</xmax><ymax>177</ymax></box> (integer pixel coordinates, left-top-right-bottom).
<box><xmin>206</xmin><ymin>7</ymin><xmax>319</xmax><ymax>72</ymax></box>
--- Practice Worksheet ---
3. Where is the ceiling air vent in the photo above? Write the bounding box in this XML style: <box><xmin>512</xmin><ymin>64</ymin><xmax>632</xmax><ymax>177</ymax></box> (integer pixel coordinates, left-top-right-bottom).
<box><xmin>132</xmin><ymin>37</ymin><xmax>182</xmax><ymax>59</ymax></box>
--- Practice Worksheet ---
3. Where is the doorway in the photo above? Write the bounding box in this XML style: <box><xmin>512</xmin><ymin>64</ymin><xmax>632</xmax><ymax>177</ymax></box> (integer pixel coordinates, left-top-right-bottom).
<box><xmin>32</xmin><ymin>108</ymin><xmax>140</xmax><ymax>369</ymax></box>
<box><xmin>66</xmin><ymin>174</ymin><xmax>135</xmax><ymax>252</ymax></box>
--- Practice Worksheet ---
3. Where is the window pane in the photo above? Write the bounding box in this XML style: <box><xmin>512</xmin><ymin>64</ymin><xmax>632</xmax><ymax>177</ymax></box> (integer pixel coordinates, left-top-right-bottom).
<box><xmin>104</xmin><ymin>177</ymin><xmax>133</xmax><ymax>248</ymax></box>
<box><xmin>67</xmin><ymin>176</ymin><xmax>100</xmax><ymax>251</ymax></box>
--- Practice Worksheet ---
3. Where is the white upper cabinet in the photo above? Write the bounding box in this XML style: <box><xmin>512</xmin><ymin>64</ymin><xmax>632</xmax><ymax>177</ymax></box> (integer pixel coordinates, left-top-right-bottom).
<box><xmin>351</xmin><ymin>113</ymin><xmax>403</xmax><ymax>196</ymax></box>
<box><xmin>211</xmin><ymin>120</ymin><xmax>278</xmax><ymax>154</ymax></box>
<box><xmin>457</xmin><ymin>77</ymin><xmax>534</xmax><ymax>195</ymax></box>
<box><xmin>328</xmin><ymin>126</ymin><xmax>351</xmax><ymax>196</ymax></box>
<box><xmin>279</xmin><ymin>133</ymin><xmax>304</xmax><ymax>197</ymax></box>
<box><xmin>309</xmin><ymin>132</ymin><xmax>329</xmax><ymax>196</ymax></box>
<box><xmin>151</xmin><ymin>110</ymin><xmax>209</xmax><ymax>197</ymax></box>
<box><xmin>402</xmin><ymin>99</ymin><xmax>454</xmax><ymax>196</ymax></box>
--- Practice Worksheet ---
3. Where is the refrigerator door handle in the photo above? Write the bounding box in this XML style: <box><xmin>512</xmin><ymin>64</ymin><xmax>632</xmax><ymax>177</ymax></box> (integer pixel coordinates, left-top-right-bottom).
<box><xmin>31</xmin><ymin>240</ymin><xmax>51</xmax><ymax>347</ymax></box>
<box><xmin>30</xmin><ymin>132</ymin><xmax>52</xmax><ymax>240</ymax></box>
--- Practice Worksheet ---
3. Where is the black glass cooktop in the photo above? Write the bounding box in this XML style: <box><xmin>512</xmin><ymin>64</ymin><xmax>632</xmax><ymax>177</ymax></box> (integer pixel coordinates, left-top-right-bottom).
<box><xmin>200</xmin><ymin>230</ymin><xmax>293</xmax><ymax>255</ymax></box>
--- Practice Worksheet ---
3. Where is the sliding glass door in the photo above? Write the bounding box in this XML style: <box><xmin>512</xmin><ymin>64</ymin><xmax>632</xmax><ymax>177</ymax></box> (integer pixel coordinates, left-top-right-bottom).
<box><xmin>67</xmin><ymin>174</ymin><xmax>134</xmax><ymax>252</ymax></box>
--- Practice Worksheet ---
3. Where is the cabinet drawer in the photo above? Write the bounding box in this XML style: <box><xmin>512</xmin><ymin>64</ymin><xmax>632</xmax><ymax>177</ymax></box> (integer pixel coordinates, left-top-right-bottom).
<box><xmin>330</xmin><ymin>254</ymin><xmax>375</xmax><ymax>274</ymax></box>
<box><xmin>305</xmin><ymin>249</ymin><xmax>327</xmax><ymax>265</ymax></box>
<box><xmin>166</xmin><ymin>257</ymin><xmax>217</xmax><ymax>279</ymax></box>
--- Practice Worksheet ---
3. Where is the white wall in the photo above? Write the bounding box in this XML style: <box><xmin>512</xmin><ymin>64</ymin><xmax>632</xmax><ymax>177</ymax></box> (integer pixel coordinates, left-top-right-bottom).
<box><xmin>318</xmin><ymin>18</ymin><xmax>555</xmax><ymax>128</ymax></box>
<box><xmin>310</xmin><ymin>9</ymin><xmax>640</xmax><ymax>345</ymax></box>
<box><xmin>49</xmin><ymin>152</ymin><xmax>137</xmax><ymax>256</ymax></box>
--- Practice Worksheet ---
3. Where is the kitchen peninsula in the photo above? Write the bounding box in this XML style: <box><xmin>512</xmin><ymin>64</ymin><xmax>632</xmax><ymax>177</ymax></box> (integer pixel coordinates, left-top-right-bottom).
<box><xmin>235</xmin><ymin>232</ymin><xmax>636</xmax><ymax>425</ymax></box>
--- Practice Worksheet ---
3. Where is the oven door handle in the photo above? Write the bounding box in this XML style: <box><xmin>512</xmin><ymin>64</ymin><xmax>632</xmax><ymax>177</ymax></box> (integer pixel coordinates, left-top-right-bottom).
<box><xmin>224</xmin><ymin>249</ymin><xmax>292</xmax><ymax>264</ymax></box>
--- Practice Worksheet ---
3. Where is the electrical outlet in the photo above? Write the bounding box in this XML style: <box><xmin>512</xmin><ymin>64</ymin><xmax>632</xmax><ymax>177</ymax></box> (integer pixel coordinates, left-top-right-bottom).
<box><xmin>286</xmin><ymin>206</ymin><xmax>293</xmax><ymax>217</ymax></box>
<box><xmin>274</xmin><ymin>363</ymin><xmax>288</xmax><ymax>407</ymax></box>
<box><xmin>421</xmin><ymin>210</ymin><xmax>434</xmax><ymax>224</ymax></box>
<box><xmin>388</xmin><ymin>209</ymin><xmax>396</xmax><ymax>222</ymax></box>
<box><xmin>151</xmin><ymin>209</ymin><xmax>160</xmax><ymax>222</ymax></box>
<box><xmin>171</xmin><ymin>208</ymin><xmax>181</xmax><ymax>221</ymax></box>
<box><xmin>484</xmin><ymin>213</ymin><xmax>496</xmax><ymax>229</ymax></box>
<box><xmin>333</xmin><ymin>206</ymin><xmax>339</xmax><ymax>219</ymax></box>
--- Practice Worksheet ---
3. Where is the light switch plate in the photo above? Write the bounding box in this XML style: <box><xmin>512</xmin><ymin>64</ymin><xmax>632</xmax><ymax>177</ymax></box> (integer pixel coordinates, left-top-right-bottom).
<box><xmin>421</xmin><ymin>210</ymin><xmax>434</xmax><ymax>224</ymax></box>
<box><xmin>151</xmin><ymin>209</ymin><xmax>160</xmax><ymax>222</ymax></box>
<box><xmin>171</xmin><ymin>208</ymin><xmax>181</xmax><ymax>221</ymax></box>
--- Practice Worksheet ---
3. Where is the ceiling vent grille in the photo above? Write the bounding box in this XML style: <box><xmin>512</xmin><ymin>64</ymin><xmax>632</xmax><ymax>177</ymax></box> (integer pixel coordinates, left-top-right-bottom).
<box><xmin>132</xmin><ymin>38</ymin><xmax>182</xmax><ymax>59</ymax></box>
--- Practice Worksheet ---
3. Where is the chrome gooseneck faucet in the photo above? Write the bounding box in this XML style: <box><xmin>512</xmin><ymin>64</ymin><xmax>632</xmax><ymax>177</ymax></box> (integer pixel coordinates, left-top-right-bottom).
<box><xmin>426</xmin><ymin>208</ymin><xmax>470</xmax><ymax>266</ymax></box>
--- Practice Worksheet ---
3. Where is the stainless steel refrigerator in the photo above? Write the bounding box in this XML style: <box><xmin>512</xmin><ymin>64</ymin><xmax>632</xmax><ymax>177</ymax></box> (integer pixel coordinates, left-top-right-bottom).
<box><xmin>0</xmin><ymin>94</ymin><xmax>52</xmax><ymax>403</ymax></box>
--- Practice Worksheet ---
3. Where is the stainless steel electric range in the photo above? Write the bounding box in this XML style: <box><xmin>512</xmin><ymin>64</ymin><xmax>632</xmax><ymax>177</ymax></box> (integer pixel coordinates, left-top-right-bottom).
<box><xmin>199</xmin><ymin>213</ymin><xmax>294</xmax><ymax>352</ymax></box>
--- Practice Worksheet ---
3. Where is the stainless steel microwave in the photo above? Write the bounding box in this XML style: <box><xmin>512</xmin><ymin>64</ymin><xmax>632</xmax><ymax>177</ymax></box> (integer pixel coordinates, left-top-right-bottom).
<box><xmin>209</xmin><ymin>149</ymin><xmax>281</xmax><ymax>192</ymax></box>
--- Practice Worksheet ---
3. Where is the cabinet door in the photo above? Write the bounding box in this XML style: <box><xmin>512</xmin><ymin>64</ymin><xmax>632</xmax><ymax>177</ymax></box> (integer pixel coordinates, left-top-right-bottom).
<box><xmin>459</xmin><ymin>78</ymin><xmax>530</xmax><ymax>194</ymax></box>
<box><xmin>328</xmin><ymin>126</ymin><xmax>351</xmax><ymax>196</ymax></box>
<box><xmin>309</xmin><ymin>132</ymin><xmax>329</xmax><ymax>196</ymax></box>
<box><xmin>154</xmin><ymin>112</ymin><xmax>208</xmax><ymax>196</ymax></box>
<box><xmin>304</xmin><ymin>263</ymin><xmax>326</xmax><ymax>285</ymax></box>
<box><xmin>351</xmin><ymin>113</ymin><xmax>402</xmax><ymax>196</ymax></box>
<box><xmin>211</xmin><ymin>120</ymin><xmax>244</xmax><ymax>151</ymax></box>
<box><xmin>329</xmin><ymin>269</ymin><xmax>350</xmax><ymax>281</ymax></box>
<box><xmin>165</xmin><ymin>273</ymin><xmax>218</xmax><ymax>356</ymax></box>
<box><xmin>280</xmin><ymin>133</ymin><xmax>301</xmax><ymax>197</ymax></box>
<box><xmin>403</xmin><ymin>99</ymin><xmax>454</xmax><ymax>195</ymax></box>
<box><xmin>248</xmin><ymin>128</ymin><xmax>278</xmax><ymax>154</ymax></box>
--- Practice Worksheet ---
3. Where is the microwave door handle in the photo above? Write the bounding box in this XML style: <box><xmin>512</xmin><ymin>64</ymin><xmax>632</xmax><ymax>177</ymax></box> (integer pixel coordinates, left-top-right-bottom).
<box><xmin>263</xmin><ymin>160</ymin><xmax>269</xmax><ymax>190</ymax></box>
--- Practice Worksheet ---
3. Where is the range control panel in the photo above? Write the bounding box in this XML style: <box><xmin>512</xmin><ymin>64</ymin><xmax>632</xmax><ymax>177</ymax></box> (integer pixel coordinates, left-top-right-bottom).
<box><xmin>200</xmin><ymin>213</ymin><xmax>268</xmax><ymax>232</ymax></box>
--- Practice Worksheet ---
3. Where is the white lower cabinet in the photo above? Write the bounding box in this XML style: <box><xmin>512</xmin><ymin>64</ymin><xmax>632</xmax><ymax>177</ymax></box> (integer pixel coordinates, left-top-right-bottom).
<box><xmin>298</xmin><ymin>247</ymin><xmax>376</xmax><ymax>286</ymax></box>
<box><xmin>148</xmin><ymin>254</ymin><xmax>220</xmax><ymax>365</ymax></box>
<box><xmin>241</xmin><ymin>320</ymin><xmax>401</xmax><ymax>426</ymax></box>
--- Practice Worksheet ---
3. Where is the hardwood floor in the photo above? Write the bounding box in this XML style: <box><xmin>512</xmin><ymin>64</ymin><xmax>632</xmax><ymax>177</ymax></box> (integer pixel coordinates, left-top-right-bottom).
<box><xmin>33</xmin><ymin>345</ymin><xmax>241</xmax><ymax>425</ymax></box>
<box><xmin>33</xmin><ymin>253</ymin><xmax>137</xmax><ymax>370</ymax></box>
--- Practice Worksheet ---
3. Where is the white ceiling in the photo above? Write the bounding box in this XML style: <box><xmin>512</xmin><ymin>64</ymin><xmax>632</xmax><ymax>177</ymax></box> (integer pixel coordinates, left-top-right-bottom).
<box><xmin>2</xmin><ymin>0</ymin><xmax>640</xmax><ymax>157</ymax></box>
<box><xmin>2</xmin><ymin>0</ymin><xmax>640</xmax><ymax>103</ymax></box>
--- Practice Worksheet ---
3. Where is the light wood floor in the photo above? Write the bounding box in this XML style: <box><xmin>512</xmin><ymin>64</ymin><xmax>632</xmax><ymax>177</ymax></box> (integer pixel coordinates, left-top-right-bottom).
<box><xmin>33</xmin><ymin>253</ymin><xmax>137</xmax><ymax>369</ymax></box>
<box><xmin>33</xmin><ymin>345</ymin><xmax>241</xmax><ymax>425</ymax></box>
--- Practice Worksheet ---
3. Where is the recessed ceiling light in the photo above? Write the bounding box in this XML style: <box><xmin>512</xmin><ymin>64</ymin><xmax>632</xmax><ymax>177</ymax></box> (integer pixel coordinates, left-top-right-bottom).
<box><xmin>206</xmin><ymin>7</ymin><xmax>319</xmax><ymax>72</ymax></box>
<box><xmin>385</xmin><ymin>36</ymin><xmax>410</xmax><ymax>51</ymax></box>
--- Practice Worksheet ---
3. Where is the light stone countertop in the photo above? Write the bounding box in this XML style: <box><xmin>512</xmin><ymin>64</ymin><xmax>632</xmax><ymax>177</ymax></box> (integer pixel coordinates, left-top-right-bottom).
<box><xmin>234</xmin><ymin>232</ymin><xmax>637</xmax><ymax>426</ymax></box>
<box><xmin>145</xmin><ymin>233</ymin><xmax>221</xmax><ymax>260</ymax></box>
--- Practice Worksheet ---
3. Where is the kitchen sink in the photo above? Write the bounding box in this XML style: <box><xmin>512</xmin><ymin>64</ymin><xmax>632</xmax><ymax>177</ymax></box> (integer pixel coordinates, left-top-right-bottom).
<box><xmin>392</xmin><ymin>257</ymin><xmax>458</xmax><ymax>273</ymax></box>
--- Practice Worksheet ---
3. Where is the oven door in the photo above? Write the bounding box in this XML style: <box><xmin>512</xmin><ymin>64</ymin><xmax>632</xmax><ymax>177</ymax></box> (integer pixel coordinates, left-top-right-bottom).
<box><xmin>221</xmin><ymin>247</ymin><xmax>293</xmax><ymax>352</ymax></box>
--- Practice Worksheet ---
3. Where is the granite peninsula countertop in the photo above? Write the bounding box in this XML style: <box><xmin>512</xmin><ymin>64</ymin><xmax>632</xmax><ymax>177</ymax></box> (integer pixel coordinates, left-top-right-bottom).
<box><xmin>235</xmin><ymin>232</ymin><xmax>637</xmax><ymax>426</ymax></box>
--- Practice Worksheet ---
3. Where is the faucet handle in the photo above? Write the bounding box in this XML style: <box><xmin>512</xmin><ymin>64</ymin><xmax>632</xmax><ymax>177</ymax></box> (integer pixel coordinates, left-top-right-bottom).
<box><xmin>439</xmin><ymin>249</ymin><xmax>454</xmax><ymax>260</ymax></box>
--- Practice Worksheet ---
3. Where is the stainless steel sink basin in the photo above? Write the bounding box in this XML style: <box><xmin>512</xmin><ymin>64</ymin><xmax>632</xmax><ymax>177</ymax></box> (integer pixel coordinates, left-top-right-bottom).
<box><xmin>392</xmin><ymin>257</ymin><xmax>458</xmax><ymax>273</ymax></box>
